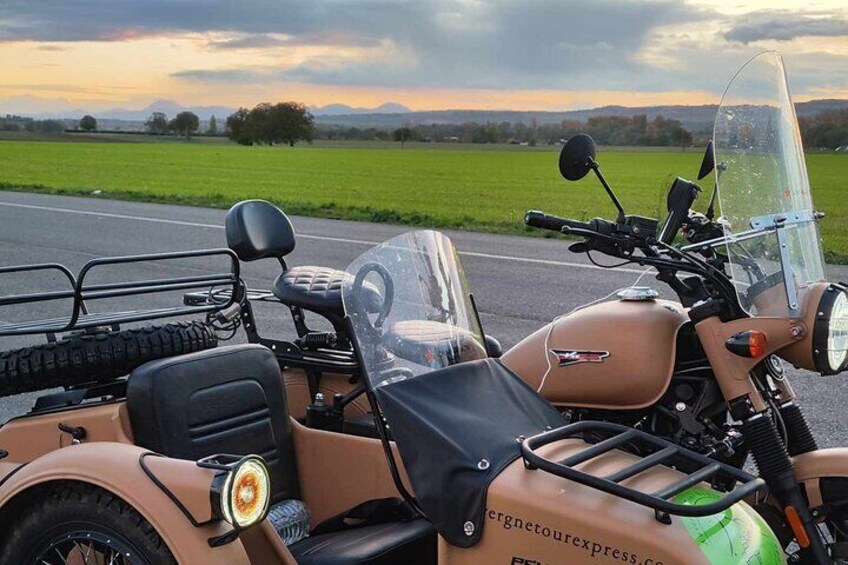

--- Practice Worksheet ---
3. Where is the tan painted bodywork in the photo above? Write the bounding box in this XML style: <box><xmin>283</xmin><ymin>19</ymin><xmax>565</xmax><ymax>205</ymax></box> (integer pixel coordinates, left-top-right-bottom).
<box><xmin>439</xmin><ymin>438</ymin><xmax>711</xmax><ymax>565</ymax></box>
<box><xmin>240</xmin><ymin>522</ymin><xmax>299</xmax><ymax>564</ymax></box>
<box><xmin>291</xmin><ymin>419</ymin><xmax>407</xmax><ymax>525</ymax></box>
<box><xmin>694</xmin><ymin>315</ymin><xmax>806</xmax><ymax>411</ymax></box>
<box><xmin>0</xmin><ymin>402</ymin><xmax>134</xmax><ymax>462</ymax></box>
<box><xmin>793</xmin><ymin>448</ymin><xmax>848</xmax><ymax>509</ymax></box>
<box><xmin>0</xmin><ymin>377</ymin><xmax>409</xmax><ymax>563</ymax></box>
<box><xmin>503</xmin><ymin>299</ymin><xmax>689</xmax><ymax>409</ymax></box>
<box><xmin>0</xmin><ymin>442</ymin><xmax>250</xmax><ymax>564</ymax></box>
<box><xmin>0</xmin><ymin>402</ymin><xmax>291</xmax><ymax>562</ymax></box>
<box><xmin>780</xmin><ymin>282</ymin><xmax>828</xmax><ymax>372</ymax></box>
<box><xmin>284</xmin><ymin>368</ymin><xmax>371</xmax><ymax>421</ymax></box>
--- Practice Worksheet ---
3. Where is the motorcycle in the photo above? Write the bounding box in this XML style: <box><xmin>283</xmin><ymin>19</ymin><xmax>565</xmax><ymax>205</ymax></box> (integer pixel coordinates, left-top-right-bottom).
<box><xmin>501</xmin><ymin>51</ymin><xmax>848</xmax><ymax>563</ymax></box>
<box><xmin>1</xmin><ymin>50</ymin><xmax>843</xmax><ymax>564</ymax></box>
<box><xmin>337</xmin><ymin>50</ymin><xmax>848</xmax><ymax>564</ymax></box>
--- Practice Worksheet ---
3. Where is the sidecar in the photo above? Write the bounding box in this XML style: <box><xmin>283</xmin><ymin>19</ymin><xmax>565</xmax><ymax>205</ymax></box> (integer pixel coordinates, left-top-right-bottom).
<box><xmin>0</xmin><ymin>250</ymin><xmax>435</xmax><ymax>564</ymax></box>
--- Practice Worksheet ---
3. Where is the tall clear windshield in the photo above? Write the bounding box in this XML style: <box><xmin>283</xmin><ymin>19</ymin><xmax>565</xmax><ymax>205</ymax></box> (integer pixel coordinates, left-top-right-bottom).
<box><xmin>342</xmin><ymin>230</ymin><xmax>487</xmax><ymax>389</ymax></box>
<box><xmin>714</xmin><ymin>51</ymin><xmax>825</xmax><ymax>317</ymax></box>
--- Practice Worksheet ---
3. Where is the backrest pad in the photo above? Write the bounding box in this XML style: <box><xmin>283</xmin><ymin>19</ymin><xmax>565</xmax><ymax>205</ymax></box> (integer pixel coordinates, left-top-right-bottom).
<box><xmin>225</xmin><ymin>200</ymin><xmax>296</xmax><ymax>261</ymax></box>
<box><xmin>126</xmin><ymin>344</ymin><xmax>299</xmax><ymax>502</ymax></box>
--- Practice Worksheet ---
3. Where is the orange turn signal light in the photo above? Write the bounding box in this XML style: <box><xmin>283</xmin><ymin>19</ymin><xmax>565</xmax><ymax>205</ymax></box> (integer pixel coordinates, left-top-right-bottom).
<box><xmin>784</xmin><ymin>505</ymin><xmax>810</xmax><ymax>548</ymax></box>
<box><xmin>725</xmin><ymin>331</ymin><xmax>767</xmax><ymax>358</ymax></box>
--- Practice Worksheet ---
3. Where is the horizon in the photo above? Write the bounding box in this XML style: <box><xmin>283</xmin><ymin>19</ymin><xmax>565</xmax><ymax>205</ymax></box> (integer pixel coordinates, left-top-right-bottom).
<box><xmin>2</xmin><ymin>1</ymin><xmax>848</xmax><ymax>115</ymax></box>
<box><xmin>7</xmin><ymin>96</ymin><xmax>848</xmax><ymax>123</ymax></box>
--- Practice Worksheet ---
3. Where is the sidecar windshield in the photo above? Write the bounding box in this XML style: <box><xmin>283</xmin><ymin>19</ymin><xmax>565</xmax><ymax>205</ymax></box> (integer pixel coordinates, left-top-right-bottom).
<box><xmin>714</xmin><ymin>51</ymin><xmax>825</xmax><ymax>316</ymax></box>
<box><xmin>341</xmin><ymin>230</ymin><xmax>487</xmax><ymax>389</ymax></box>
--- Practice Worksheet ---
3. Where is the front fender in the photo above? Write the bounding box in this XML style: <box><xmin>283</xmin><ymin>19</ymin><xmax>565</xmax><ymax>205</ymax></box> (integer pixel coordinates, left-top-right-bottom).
<box><xmin>794</xmin><ymin>448</ymin><xmax>848</xmax><ymax>508</ymax></box>
<box><xmin>0</xmin><ymin>442</ymin><xmax>250</xmax><ymax>564</ymax></box>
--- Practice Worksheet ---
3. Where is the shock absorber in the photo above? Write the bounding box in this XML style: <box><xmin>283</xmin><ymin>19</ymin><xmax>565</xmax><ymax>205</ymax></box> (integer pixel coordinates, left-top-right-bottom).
<box><xmin>742</xmin><ymin>412</ymin><xmax>829</xmax><ymax>563</ymax></box>
<box><xmin>779</xmin><ymin>402</ymin><xmax>819</xmax><ymax>457</ymax></box>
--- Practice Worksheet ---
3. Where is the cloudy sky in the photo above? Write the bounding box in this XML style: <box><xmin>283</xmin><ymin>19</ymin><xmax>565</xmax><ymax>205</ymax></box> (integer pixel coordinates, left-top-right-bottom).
<box><xmin>1</xmin><ymin>0</ymin><xmax>847</xmax><ymax>114</ymax></box>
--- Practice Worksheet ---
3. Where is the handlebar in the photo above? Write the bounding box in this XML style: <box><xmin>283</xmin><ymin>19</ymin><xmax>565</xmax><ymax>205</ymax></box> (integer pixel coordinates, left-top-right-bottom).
<box><xmin>524</xmin><ymin>210</ymin><xmax>592</xmax><ymax>233</ymax></box>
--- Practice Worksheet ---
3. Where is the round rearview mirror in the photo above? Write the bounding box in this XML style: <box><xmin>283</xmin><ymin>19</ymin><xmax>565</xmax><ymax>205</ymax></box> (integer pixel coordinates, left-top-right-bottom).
<box><xmin>559</xmin><ymin>134</ymin><xmax>597</xmax><ymax>181</ymax></box>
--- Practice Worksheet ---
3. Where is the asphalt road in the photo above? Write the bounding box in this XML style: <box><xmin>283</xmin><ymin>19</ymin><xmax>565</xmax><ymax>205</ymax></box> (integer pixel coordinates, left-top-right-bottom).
<box><xmin>1</xmin><ymin>191</ymin><xmax>847</xmax><ymax>447</ymax></box>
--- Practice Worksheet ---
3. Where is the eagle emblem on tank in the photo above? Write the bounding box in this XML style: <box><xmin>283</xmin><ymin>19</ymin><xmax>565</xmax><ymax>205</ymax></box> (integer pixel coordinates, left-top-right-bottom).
<box><xmin>550</xmin><ymin>349</ymin><xmax>610</xmax><ymax>367</ymax></box>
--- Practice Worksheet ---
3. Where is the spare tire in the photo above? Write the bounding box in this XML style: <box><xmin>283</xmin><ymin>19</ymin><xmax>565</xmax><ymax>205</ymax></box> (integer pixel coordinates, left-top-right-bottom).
<box><xmin>0</xmin><ymin>321</ymin><xmax>216</xmax><ymax>396</ymax></box>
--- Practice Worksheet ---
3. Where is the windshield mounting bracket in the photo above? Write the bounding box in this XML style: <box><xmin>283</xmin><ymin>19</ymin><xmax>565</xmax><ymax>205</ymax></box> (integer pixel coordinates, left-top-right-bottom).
<box><xmin>774</xmin><ymin>226</ymin><xmax>800</xmax><ymax>315</ymax></box>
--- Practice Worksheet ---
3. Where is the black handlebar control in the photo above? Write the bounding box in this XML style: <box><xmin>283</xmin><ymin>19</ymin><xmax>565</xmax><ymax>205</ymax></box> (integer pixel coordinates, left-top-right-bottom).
<box><xmin>524</xmin><ymin>210</ymin><xmax>591</xmax><ymax>233</ymax></box>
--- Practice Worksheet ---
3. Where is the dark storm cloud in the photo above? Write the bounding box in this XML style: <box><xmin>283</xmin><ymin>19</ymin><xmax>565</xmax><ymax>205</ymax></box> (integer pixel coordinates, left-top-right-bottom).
<box><xmin>724</xmin><ymin>10</ymin><xmax>848</xmax><ymax>44</ymax></box>
<box><xmin>0</xmin><ymin>0</ymin><xmax>424</xmax><ymax>43</ymax></box>
<box><xmin>1</xmin><ymin>0</ymin><xmax>707</xmax><ymax>90</ymax></box>
<box><xmin>5</xmin><ymin>0</ymin><xmax>847</xmax><ymax>96</ymax></box>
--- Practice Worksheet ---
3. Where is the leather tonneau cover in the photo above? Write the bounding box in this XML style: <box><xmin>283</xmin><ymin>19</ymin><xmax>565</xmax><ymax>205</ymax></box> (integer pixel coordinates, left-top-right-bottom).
<box><xmin>374</xmin><ymin>358</ymin><xmax>565</xmax><ymax>547</ymax></box>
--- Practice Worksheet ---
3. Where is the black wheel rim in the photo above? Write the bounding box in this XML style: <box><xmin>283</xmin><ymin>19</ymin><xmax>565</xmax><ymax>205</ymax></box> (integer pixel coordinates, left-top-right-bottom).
<box><xmin>32</xmin><ymin>530</ymin><xmax>142</xmax><ymax>565</ymax></box>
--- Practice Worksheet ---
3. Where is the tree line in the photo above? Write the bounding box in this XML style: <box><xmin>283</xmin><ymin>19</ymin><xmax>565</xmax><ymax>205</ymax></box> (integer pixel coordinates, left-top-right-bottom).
<box><xmin>0</xmin><ymin>115</ymin><xmax>64</xmax><ymax>134</ymax></box>
<box><xmin>3</xmin><ymin>104</ymin><xmax>845</xmax><ymax>150</ymax></box>
<box><xmin>317</xmin><ymin>114</ymin><xmax>697</xmax><ymax>149</ymax></box>
<box><xmin>800</xmin><ymin>109</ymin><xmax>848</xmax><ymax>150</ymax></box>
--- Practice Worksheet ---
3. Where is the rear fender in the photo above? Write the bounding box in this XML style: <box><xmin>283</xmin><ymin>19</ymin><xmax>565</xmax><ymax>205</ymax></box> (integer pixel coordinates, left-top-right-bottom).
<box><xmin>0</xmin><ymin>442</ymin><xmax>251</xmax><ymax>564</ymax></box>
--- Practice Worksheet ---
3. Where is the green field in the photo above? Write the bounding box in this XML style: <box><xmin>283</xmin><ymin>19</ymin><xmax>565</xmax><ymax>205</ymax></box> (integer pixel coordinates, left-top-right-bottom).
<box><xmin>0</xmin><ymin>140</ymin><xmax>846</xmax><ymax>261</ymax></box>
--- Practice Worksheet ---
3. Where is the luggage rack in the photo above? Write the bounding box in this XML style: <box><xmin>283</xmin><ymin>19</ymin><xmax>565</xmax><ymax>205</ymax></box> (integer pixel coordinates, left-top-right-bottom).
<box><xmin>520</xmin><ymin>421</ymin><xmax>765</xmax><ymax>522</ymax></box>
<box><xmin>0</xmin><ymin>249</ymin><xmax>239</xmax><ymax>337</ymax></box>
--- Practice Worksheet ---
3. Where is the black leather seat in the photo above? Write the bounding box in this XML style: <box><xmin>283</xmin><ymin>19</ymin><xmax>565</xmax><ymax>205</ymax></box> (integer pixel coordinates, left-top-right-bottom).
<box><xmin>273</xmin><ymin>265</ymin><xmax>356</xmax><ymax>316</ymax></box>
<box><xmin>385</xmin><ymin>320</ymin><xmax>488</xmax><ymax>366</ymax></box>
<box><xmin>290</xmin><ymin>519</ymin><xmax>436</xmax><ymax>565</ymax></box>
<box><xmin>126</xmin><ymin>344</ymin><xmax>436</xmax><ymax>565</ymax></box>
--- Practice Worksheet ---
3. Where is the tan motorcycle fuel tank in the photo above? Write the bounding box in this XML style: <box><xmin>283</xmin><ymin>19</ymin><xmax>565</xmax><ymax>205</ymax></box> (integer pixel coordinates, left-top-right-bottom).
<box><xmin>502</xmin><ymin>295</ymin><xmax>689</xmax><ymax>410</ymax></box>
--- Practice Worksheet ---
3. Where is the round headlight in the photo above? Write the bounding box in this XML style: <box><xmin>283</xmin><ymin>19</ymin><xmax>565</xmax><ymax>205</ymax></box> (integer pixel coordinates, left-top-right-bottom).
<box><xmin>813</xmin><ymin>285</ymin><xmax>848</xmax><ymax>375</ymax></box>
<box><xmin>218</xmin><ymin>456</ymin><xmax>271</xmax><ymax>529</ymax></box>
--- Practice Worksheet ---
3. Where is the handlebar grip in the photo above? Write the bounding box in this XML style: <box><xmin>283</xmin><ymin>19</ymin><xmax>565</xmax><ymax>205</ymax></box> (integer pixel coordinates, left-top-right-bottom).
<box><xmin>524</xmin><ymin>210</ymin><xmax>591</xmax><ymax>232</ymax></box>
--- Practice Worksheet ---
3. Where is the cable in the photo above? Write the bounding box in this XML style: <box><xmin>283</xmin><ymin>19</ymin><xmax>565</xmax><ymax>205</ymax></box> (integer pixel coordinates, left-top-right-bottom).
<box><xmin>537</xmin><ymin>266</ymin><xmax>653</xmax><ymax>393</ymax></box>
<box><xmin>203</xmin><ymin>286</ymin><xmax>241</xmax><ymax>340</ymax></box>
<box><xmin>587</xmin><ymin>251</ymin><xmax>635</xmax><ymax>269</ymax></box>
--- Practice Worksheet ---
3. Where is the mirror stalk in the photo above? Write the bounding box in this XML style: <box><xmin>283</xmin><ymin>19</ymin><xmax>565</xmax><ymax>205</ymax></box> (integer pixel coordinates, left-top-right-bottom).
<box><xmin>705</xmin><ymin>184</ymin><xmax>718</xmax><ymax>220</ymax></box>
<box><xmin>705</xmin><ymin>162</ymin><xmax>725</xmax><ymax>221</ymax></box>
<box><xmin>588</xmin><ymin>157</ymin><xmax>626</xmax><ymax>223</ymax></box>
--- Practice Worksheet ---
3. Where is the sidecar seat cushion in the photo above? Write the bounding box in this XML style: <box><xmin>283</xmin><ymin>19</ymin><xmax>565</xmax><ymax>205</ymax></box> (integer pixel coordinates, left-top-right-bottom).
<box><xmin>126</xmin><ymin>344</ymin><xmax>299</xmax><ymax>502</ymax></box>
<box><xmin>289</xmin><ymin>518</ymin><xmax>436</xmax><ymax>565</ymax></box>
<box><xmin>273</xmin><ymin>266</ymin><xmax>382</xmax><ymax>316</ymax></box>
<box><xmin>226</xmin><ymin>200</ymin><xmax>296</xmax><ymax>261</ymax></box>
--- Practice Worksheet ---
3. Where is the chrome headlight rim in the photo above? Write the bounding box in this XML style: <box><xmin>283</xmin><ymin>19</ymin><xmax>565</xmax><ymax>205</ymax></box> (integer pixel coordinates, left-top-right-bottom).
<box><xmin>812</xmin><ymin>284</ymin><xmax>848</xmax><ymax>375</ymax></box>
<box><xmin>208</xmin><ymin>454</ymin><xmax>271</xmax><ymax>530</ymax></box>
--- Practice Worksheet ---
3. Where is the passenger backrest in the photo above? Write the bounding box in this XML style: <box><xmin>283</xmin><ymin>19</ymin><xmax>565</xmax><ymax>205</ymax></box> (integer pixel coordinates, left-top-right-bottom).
<box><xmin>225</xmin><ymin>200</ymin><xmax>296</xmax><ymax>262</ymax></box>
<box><xmin>126</xmin><ymin>344</ymin><xmax>299</xmax><ymax>502</ymax></box>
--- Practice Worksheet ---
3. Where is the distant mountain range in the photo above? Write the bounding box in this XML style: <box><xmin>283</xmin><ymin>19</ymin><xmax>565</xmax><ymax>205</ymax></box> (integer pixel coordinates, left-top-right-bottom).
<box><xmin>8</xmin><ymin>98</ymin><xmax>848</xmax><ymax>132</ymax></box>
<box><xmin>20</xmin><ymin>99</ymin><xmax>236</xmax><ymax>123</ymax></box>
<box><xmin>14</xmin><ymin>99</ymin><xmax>412</xmax><ymax>122</ymax></box>
<box><xmin>311</xmin><ymin>102</ymin><xmax>411</xmax><ymax>116</ymax></box>
<box><xmin>313</xmin><ymin>99</ymin><xmax>848</xmax><ymax>133</ymax></box>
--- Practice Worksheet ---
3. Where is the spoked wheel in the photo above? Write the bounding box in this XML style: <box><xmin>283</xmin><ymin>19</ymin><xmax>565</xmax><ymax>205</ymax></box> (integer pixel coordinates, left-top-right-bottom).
<box><xmin>0</xmin><ymin>483</ymin><xmax>175</xmax><ymax>565</ymax></box>
<box><xmin>33</xmin><ymin>530</ymin><xmax>141</xmax><ymax>564</ymax></box>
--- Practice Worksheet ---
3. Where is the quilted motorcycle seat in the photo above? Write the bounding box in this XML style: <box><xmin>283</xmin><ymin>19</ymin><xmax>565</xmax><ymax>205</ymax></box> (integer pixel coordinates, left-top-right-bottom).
<box><xmin>273</xmin><ymin>265</ymin><xmax>381</xmax><ymax>316</ymax></box>
<box><xmin>384</xmin><ymin>320</ymin><xmax>487</xmax><ymax>366</ymax></box>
